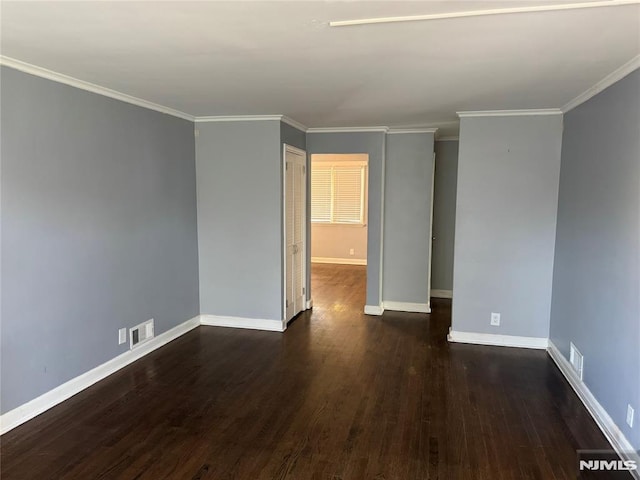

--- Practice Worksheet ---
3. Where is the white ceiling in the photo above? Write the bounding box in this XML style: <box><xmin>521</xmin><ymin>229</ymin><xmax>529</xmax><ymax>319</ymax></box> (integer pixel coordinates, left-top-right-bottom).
<box><xmin>1</xmin><ymin>1</ymin><xmax>639</xmax><ymax>133</ymax></box>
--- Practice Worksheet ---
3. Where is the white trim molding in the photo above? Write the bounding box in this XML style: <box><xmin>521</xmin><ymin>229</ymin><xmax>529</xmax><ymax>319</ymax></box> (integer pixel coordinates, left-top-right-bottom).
<box><xmin>200</xmin><ymin>314</ymin><xmax>286</xmax><ymax>332</ymax></box>
<box><xmin>311</xmin><ymin>257</ymin><xmax>367</xmax><ymax>266</ymax></box>
<box><xmin>329</xmin><ymin>1</ymin><xmax>640</xmax><ymax>27</ymax></box>
<box><xmin>307</xmin><ymin>126</ymin><xmax>390</xmax><ymax>133</ymax></box>
<box><xmin>195</xmin><ymin>115</ymin><xmax>283</xmax><ymax>123</ymax></box>
<box><xmin>0</xmin><ymin>56</ymin><xmax>195</xmax><ymax>121</ymax></box>
<box><xmin>387</xmin><ymin>128</ymin><xmax>438</xmax><ymax>134</ymax></box>
<box><xmin>447</xmin><ymin>330</ymin><xmax>549</xmax><ymax>349</ymax></box>
<box><xmin>561</xmin><ymin>55</ymin><xmax>640</xmax><ymax>113</ymax></box>
<box><xmin>437</xmin><ymin>136</ymin><xmax>459</xmax><ymax>141</ymax></box>
<box><xmin>194</xmin><ymin>114</ymin><xmax>310</xmax><ymax>132</ymax></box>
<box><xmin>0</xmin><ymin>316</ymin><xmax>200</xmax><ymax>435</ymax></box>
<box><xmin>281</xmin><ymin>115</ymin><xmax>308</xmax><ymax>132</ymax></box>
<box><xmin>383</xmin><ymin>301</ymin><xmax>431</xmax><ymax>314</ymax></box>
<box><xmin>431</xmin><ymin>289</ymin><xmax>453</xmax><ymax>299</ymax></box>
<box><xmin>547</xmin><ymin>341</ymin><xmax>640</xmax><ymax>475</ymax></box>
<box><xmin>306</xmin><ymin>299</ymin><xmax>313</xmax><ymax>310</ymax></box>
<box><xmin>364</xmin><ymin>305</ymin><xmax>384</xmax><ymax>315</ymax></box>
<box><xmin>457</xmin><ymin>109</ymin><xmax>563</xmax><ymax>118</ymax></box>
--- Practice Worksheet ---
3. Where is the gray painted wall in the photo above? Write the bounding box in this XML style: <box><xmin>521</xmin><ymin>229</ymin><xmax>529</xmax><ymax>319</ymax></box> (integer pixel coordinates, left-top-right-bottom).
<box><xmin>452</xmin><ymin>114</ymin><xmax>562</xmax><ymax>338</ymax></box>
<box><xmin>432</xmin><ymin>140</ymin><xmax>459</xmax><ymax>292</ymax></box>
<box><xmin>280</xmin><ymin>122</ymin><xmax>306</xmax><ymax>152</ymax></box>
<box><xmin>382</xmin><ymin>133</ymin><xmax>435</xmax><ymax>305</ymax></box>
<box><xmin>550</xmin><ymin>70</ymin><xmax>640</xmax><ymax>449</ymax></box>
<box><xmin>196</xmin><ymin>120</ymin><xmax>282</xmax><ymax>320</ymax></box>
<box><xmin>1</xmin><ymin>67</ymin><xmax>199</xmax><ymax>414</ymax></box>
<box><xmin>305</xmin><ymin>132</ymin><xmax>386</xmax><ymax>308</ymax></box>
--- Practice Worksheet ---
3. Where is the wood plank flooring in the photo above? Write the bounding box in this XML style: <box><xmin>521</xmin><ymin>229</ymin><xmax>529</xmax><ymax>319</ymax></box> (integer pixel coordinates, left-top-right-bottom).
<box><xmin>1</xmin><ymin>264</ymin><xmax>613</xmax><ymax>479</ymax></box>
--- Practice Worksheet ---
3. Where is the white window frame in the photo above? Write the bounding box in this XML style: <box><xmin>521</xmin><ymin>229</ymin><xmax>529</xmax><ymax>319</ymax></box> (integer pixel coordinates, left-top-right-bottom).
<box><xmin>311</xmin><ymin>160</ymin><xmax>368</xmax><ymax>226</ymax></box>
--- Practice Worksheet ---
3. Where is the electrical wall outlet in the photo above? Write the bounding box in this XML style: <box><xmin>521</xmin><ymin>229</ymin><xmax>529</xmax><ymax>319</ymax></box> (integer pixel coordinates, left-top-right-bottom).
<box><xmin>627</xmin><ymin>405</ymin><xmax>635</xmax><ymax>428</ymax></box>
<box><xmin>490</xmin><ymin>312</ymin><xmax>500</xmax><ymax>326</ymax></box>
<box><xmin>118</xmin><ymin>328</ymin><xmax>127</xmax><ymax>345</ymax></box>
<box><xmin>349</xmin><ymin>248</ymin><xmax>355</xmax><ymax>256</ymax></box>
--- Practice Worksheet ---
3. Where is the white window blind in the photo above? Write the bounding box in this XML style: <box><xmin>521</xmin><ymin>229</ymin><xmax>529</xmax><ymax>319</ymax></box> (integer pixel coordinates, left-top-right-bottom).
<box><xmin>311</xmin><ymin>162</ymin><xmax>366</xmax><ymax>224</ymax></box>
<box><xmin>311</xmin><ymin>166</ymin><xmax>332</xmax><ymax>222</ymax></box>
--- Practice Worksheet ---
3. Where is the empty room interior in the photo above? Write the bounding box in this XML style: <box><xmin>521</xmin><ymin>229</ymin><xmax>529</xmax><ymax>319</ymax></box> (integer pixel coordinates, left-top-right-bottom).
<box><xmin>0</xmin><ymin>1</ymin><xmax>639</xmax><ymax>479</ymax></box>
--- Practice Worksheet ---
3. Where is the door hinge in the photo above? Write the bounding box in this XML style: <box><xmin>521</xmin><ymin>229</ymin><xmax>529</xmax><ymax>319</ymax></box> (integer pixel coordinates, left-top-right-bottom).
<box><xmin>286</xmin><ymin>300</ymin><xmax>289</xmax><ymax>308</ymax></box>
<box><xmin>303</xmin><ymin>287</ymin><xmax>306</xmax><ymax>295</ymax></box>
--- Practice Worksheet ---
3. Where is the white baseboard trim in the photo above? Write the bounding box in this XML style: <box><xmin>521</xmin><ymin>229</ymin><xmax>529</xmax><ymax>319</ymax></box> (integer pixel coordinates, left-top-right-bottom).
<box><xmin>431</xmin><ymin>289</ymin><xmax>453</xmax><ymax>299</ymax></box>
<box><xmin>547</xmin><ymin>341</ymin><xmax>639</xmax><ymax>473</ymax></box>
<box><xmin>447</xmin><ymin>330</ymin><xmax>549</xmax><ymax>349</ymax></box>
<box><xmin>306</xmin><ymin>299</ymin><xmax>313</xmax><ymax>309</ymax></box>
<box><xmin>311</xmin><ymin>257</ymin><xmax>367</xmax><ymax>266</ymax></box>
<box><xmin>383</xmin><ymin>301</ymin><xmax>431</xmax><ymax>314</ymax></box>
<box><xmin>0</xmin><ymin>316</ymin><xmax>200</xmax><ymax>435</ymax></box>
<box><xmin>364</xmin><ymin>305</ymin><xmax>384</xmax><ymax>315</ymax></box>
<box><xmin>199</xmin><ymin>314</ymin><xmax>286</xmax><ymax>332</ymax></box>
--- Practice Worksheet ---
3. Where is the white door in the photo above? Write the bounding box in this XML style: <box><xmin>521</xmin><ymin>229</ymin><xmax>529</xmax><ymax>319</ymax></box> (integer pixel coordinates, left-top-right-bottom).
<box><xmin>285</xmin><ymin>145</ymin><xmax>307</xmax><ymax>322</ymax></box>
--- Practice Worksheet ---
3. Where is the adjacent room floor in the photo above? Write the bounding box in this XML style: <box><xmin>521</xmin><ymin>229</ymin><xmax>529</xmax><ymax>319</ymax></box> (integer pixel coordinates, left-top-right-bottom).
<box><xmin>1</xmin><ymin>265</ymin><xmax>611</xmax><ymax>479</ymax></box>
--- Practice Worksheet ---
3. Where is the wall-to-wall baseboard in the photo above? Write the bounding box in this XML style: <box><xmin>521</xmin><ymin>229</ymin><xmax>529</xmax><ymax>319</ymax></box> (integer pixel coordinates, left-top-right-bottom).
<box><xmin>199</xmin><ymin>315</ymin><xmax>286</xmax><ymax>332</ymax></box>
<box><xmin>311</xmin><ymin>257</ymin><xmax>367</xmax><ymax>266</ymax></box>
<box><xmin>364</xmin><ymin>302</ymin><xmax>432</xmax><ymax>315</ymax></box>
<box><xmin>0</xmin><ymin>316</ymin><xmax>201</xmax><ymax>435</ymax></box>
<box><xmin>547</xmin><ymin>341</ymin><xmax>640</xmax><ymax>477</ymax></box>
<box><xmin>5</xmin><ymin>312</ymin><xmax>636</xmax><ymax>474</ymax></box>
<box><xmin>446</xmin><ymin>331</ymin><xmax>638</xmax><ymax>471</ymax></box>
<box><xmin>447</xmin><ymin>329</ymin><xmax>549</xmax><ymax>349</ymax></box>
<box><xmin>364</xmin><ymin>305</ymin><xmax>384</xmax><ymax>315</ymax></box>
<box><xmin>383</xmin><ymin>301</ymin><xmax>431</xmax><ymax>314</ymax></box>
<box><xmin>0</xmin><ymin>313</ymin><xmax>290</xmax><ymax>436</ymax></box>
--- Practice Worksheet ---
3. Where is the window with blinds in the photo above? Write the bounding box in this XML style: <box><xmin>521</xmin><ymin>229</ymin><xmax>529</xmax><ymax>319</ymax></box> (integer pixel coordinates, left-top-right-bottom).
<box><xmin>311</xmin><ymin>162</ymin><xmax>367</xmax><ymax>224</ymax></box>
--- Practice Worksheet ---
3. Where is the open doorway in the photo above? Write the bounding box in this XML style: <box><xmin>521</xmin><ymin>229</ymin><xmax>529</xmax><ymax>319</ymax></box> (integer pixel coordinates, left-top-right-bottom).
<box><xmin>310</xmin><ymin>154</ymin><xmax>369</xmax><ymax>311</ymax></box>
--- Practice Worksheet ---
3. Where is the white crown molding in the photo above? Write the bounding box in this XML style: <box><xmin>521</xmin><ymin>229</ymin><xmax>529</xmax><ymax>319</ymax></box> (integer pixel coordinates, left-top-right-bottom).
<box><xmin>447</xmin><ymin>329</ymin><xmax>549</xmax><ymax>349</ymax></box>
<box><xmin>561</xmin><ymin>55</ymin><xmax>640</xmax><ymax>113</ymax></box>
<box><xmin>364</xmin><ymin>305</ymin><xmax>384</xmax><ymax>315</ymax></box>
<box><xmin>194</xmin><ymin>115</ymin><xmax>283</xmax><ymax>123</ymax></box>
<box><xmin>0</xmin><ymin>55</ymin><xmax>456</xmax><ymax>135</ymax></box>
<box><xmin>547</xmin><ymin>341</ymin><xmax>640</xmax><ymax>473</ymax></box>
<box><xmin>387</xmin><ymin>128</ymin><xmax>438</xmax><ymax>134</ymax></box>
<box><xmin>330</xmin><ymin>0</ymin><xmax>640</xmax><ymax>27</ymax></box>
<box><xmin>200</xmin><ymin>314</ymin><xmax>286</xmax><ymax>332</ymax></box>
<box><xmin>436</xmin><ymin>136</ymin><xmax>459</xmax><ymax>141</ymax></box>
<box><xmin>307</xmin><ymin>126</ymin><xmax>390</xmax><ymax>133</ymax></box>
<box><xmin>281</xmin><ymin>115</ymin><xmax>308</xmax><ymax>132</ymax></box>
<box><xmin>0</xmin><ymin>56</ymin><xmax>195</xmax><ymax>121</ymax></box>
<box><xmin>383</xmin><ymin>301</ymin><xmax>431</xmax><ymax>314</ymax></box>
<box><xmin>195</xmin><ymin>114</ymin><xmax>309</xmax><ymax>132</ymax></box>
<box><xmin>0</xmin><ymin>316</ymin><xmax>200</xmax><ymax>435</ymax></box>
<box><xmin>457</xmin><ymin>109</ymin><xmax>563</xmax><ymax>118</ymax></box>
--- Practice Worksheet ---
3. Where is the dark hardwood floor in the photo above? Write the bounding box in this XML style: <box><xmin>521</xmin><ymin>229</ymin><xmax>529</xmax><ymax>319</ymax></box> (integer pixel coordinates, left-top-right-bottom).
<box><xmin>1</xmin><ymin>264</ymin><xmax>612</xmax><ymax>479</ymax></box>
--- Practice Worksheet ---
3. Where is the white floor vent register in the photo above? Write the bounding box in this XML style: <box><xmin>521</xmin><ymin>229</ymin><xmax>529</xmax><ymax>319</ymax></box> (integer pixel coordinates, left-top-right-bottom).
<box><xmin>569</xmin><ymin>342</ymin><xmax>584</xmax><ymax>380</ymax></box>
<box><xmin>130</xmin><ymin>319</ymin><xmax>154</xmax><ymax>349</ymax></box>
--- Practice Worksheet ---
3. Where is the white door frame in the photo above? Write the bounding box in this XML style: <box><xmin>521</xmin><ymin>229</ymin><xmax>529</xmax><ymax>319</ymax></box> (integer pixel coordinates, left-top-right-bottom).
<box><xmin>427</xmin><ymin>151</ymin><xmax>436</xmax><ymax>310</ymax></box>
<box><xmin>282</xmin><ymin>143</ymin><xmax>308</xmax><ymax>324</ymax></box>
